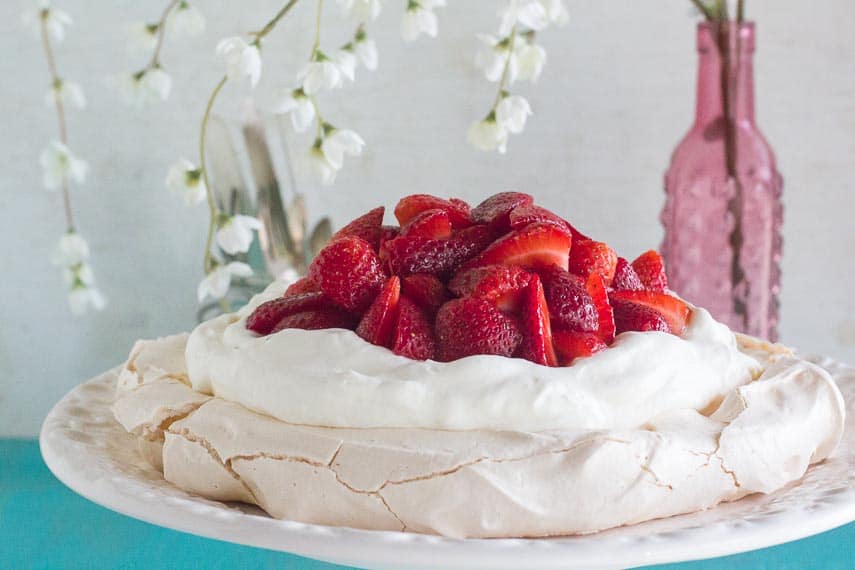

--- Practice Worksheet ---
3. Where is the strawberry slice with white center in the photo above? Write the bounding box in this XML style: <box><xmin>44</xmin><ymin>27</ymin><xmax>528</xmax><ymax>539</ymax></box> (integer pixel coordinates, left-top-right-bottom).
<box><xmin>609</xmin><ymin>290</ymin><xmax>691</xmax><ymax>336</ymax></box>
<box><xmin>464</xmin><ymin>223</ymin><xmax>572</xmax><ymax>272</ymax></box>
<box><xmin>517</xmin><ymin>275</ymin><xmax>558</xmax><ymax>366</ymax></box>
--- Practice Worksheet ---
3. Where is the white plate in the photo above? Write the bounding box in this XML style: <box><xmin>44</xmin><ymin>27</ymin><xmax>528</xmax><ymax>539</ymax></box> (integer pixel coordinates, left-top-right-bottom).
<box><xmin>41</xmin><ymin>357</ymin><xmax>855</xmax><ymax>570</ymax></box>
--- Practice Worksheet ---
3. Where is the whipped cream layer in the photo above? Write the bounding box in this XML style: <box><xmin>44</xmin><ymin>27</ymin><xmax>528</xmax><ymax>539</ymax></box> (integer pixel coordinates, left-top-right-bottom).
<box><xmin>185</xmin><ymin>281</ymin><xmax>763</xmax><ymax>432</ymax></box>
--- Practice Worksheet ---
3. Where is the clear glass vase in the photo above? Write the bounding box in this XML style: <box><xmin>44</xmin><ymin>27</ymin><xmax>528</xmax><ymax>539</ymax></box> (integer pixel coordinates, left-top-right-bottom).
<box><xmin>661</xmin><ymin>22</ymin><xmax>783</xmax><ymax>341</ymax></box>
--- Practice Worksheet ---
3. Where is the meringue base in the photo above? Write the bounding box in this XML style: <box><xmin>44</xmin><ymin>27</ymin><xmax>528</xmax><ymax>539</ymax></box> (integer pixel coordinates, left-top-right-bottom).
<box><xmin>112</xmin><ymin>333</ymin><xmax>845</xmax><ymax>539</ymax></box>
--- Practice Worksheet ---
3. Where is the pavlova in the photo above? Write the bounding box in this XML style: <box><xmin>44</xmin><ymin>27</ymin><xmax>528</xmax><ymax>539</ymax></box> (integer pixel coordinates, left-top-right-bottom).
<box><xmin>113</xmin><ymin>192</ymin><xmax>845</xmax><ymax>538</ymax></box>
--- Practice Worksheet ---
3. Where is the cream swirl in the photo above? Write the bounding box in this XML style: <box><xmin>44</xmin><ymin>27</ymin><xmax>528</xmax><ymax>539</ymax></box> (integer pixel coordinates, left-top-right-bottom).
<box><xmin>184</xmin><ymin>281</ymin><xmax>764</xmax><ymax>431</ymax></box>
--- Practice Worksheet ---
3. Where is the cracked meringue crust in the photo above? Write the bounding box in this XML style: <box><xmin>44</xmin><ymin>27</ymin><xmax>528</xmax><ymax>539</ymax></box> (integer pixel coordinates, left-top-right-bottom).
<box><xmin>112</xmin><ymin>297</ymin><xmax>845</xmax><ymax>538</ymax></box>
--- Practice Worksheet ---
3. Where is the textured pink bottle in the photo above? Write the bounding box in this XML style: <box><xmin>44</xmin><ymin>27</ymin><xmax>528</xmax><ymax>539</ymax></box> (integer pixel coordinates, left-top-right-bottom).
<box><xmin>662</xmin><ymin>22</ymin><xmax>782</xmax><ymax>340</ymax></box>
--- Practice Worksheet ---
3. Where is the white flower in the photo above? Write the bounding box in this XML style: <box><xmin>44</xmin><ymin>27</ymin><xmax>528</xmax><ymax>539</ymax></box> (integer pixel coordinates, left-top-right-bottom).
<box><xmin>467</xmin><ymin>117</ymin><xmax>508</xmax><ymax>153</ymax></box>
<box><xmin>401</xmin><ymin>1</ymin><xmax>443</xmax><ymax>42</ymax></box>
<box><xmin>127</xmin><ymin>22</ymin><xmax>159</xmax><ymax>52</ymax></box>
<box><xmin>197</xmin><ymin>262</ymin><xmax>252</xmax><ymax>302</ymax></box>
<box><xmin>354</xmin><ymin>36</ymin><xmax>378</xmax><ymax>70</ymax></box>
<box><xmin>117</xmin><ymin>68</ymin><xmax>172</xmax><ymax>108</ymax></box>
<box><xmin>40</xmin><ymin>141</ymin><xmax>88</xmax><ymax>190</ymax></box>
<box><xmin>45</xmin><ymin>79</ymin><xmax>86</xmax><ymax>110</ymax></box>
<box><xmin>515</xmin><ymin>42</ymin><xmax>547</xmax><ymax>82</ymax></box>
<box><xmin>216</xmin><ymin>37</ymin><xmax>262</xmax><ymax>88</ymax></box>
<box><xmin>68</xmin><ymin>284</ymin><xmax>107</xmax><ymax>315</ymax></box>
<box><xmin>321</xmin><ymin>129</ymin><xmax>365</xmax><ymax>169</ymax></box>
<box><xmin>498</xmin><ymin>0</ymin><xmax>549</xmax><ymax>36</ymax></box>
<box><xmin>539</xmin><ymin>0</ymin><xmax>569</xmax><ymax>25</ymax></box>
<box><xmin>333</xmin><ymin>49</ymin><xmax>357</xmax><ymax>82</ymax></box>
<box><xmin>475</xmin><ymin>34</ymin><xmax>516</xmax><ymax>83</ymax></box>
<box><xmin>273</xmin><ymin>89</ymin><xmax>315</xmax><ymax>133</ymax></box>
<box><xmin>337</xmin><ymin>0</ymin><xmax>382</xmax><ymax>21</ymax></box>
<box><xmin>166</xmin><ymin>158</ymin><xmax>207</xmax><ymax>206</ymax></box>
<box><xmin>496</xmin><ymin>95</ymin><xmax>532</xmax><ymax>134</ymax></box>
<box><xmin>297</xmin><ymin>57</ymin><xmax>343</xmax><ymax>95</ymax></box>
<box><xmin>308</xmin><ymin>145</ymin><xmax>338</xmax><ymax>186</ymax></box>
<box><xmin>168</xmin><ymin>2</ymin><xmax>206</xmax><ymax>37</ymax></box>
<box><xmin>216</xmin><ymin>215</ymin><xmax>263</xmax><ymax>255</ymax></box>
<box><xmin>51</xmin><ymin>231</ymin><xmax>90</xmax><ymax>266</ymax></box>
<box><xmin>23</xmin><ymin>5</ymin><xmax>72</xmax><ymax>43</ymax></box>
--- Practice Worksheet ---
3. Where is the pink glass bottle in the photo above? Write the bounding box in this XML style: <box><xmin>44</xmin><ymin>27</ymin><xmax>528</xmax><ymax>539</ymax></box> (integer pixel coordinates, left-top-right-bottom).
<box><xmin>662</xmin><ymin>22</ymin><xmax>783</xmax><ymax>340</ymax></box>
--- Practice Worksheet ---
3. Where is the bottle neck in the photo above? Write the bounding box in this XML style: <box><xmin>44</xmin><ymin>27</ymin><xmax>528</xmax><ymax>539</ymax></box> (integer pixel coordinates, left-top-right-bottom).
<box><xmin>695</xmin><ymin>22</ymin><xmax>755</xmax><ymax>125</ymax></box>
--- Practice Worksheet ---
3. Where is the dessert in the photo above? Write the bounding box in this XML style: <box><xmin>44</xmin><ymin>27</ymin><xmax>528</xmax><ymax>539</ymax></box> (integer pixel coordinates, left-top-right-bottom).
<box><xmin>113</xmin><ymin>193</ymin><xmax>845</xmax><ymax>538</ymax></box>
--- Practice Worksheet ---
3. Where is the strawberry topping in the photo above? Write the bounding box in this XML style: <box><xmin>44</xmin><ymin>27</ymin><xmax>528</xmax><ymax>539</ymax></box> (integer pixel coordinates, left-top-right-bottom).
<box><xmin>254</xmin><ymin>193</ymin><xmax>692</xmax><ymax>368</ymax></box>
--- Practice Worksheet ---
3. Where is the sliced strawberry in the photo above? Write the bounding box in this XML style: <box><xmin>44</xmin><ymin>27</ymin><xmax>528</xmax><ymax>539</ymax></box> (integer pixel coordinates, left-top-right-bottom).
<box><xmin>609</xmin><ymin>290</ymin><xmax>691</xmax><ymax>336</ymax></box>
<box><xmin>381</xmin><ymin>225</ymin><xmax>494</xmax><ymax>277</ymax></box>
<box><xmin>586</xmin><ymin>272</ymin><xmax>615</xmax><ymax>342</ymax></box>
<box><xmin>394</xmin><ymin>194</ymin><xmax>471</xmax><ymax>228</ymax></box>
<box><xmin>449</xmin><ymin>198</ymin><xmax>472</xmax><ymax>219</ymax></box>
<box><xmin>400</xmin><ymin>208</ymin><xmax>453</xmax><ymax>240</ymax></box>
<box><xmin>517</xmin><ymin>275</ymin><xmax>558</xmax><ymax>366</ymax></box>
<box><xmin>610</xmin><ymin>298</ymin><xmax>671</xmax><ymax>335</ymax></box>
<box><xmin>567</xmin><ymin>239</ymin><xmax>618</xmax><ymax>285</ymax></box>
<box><xmin>632</xmin><ymin>250</ymin><xmax>668</xmax><ymax>292</ymax></box>
<box><xmin>284</xmin><ymin>277</ymin><xmax>320</xmax><ymax>296</ymax></box>
<box><xmin>471</xmin><ymin>192</ymin><xmax>534</xmax><ymax>230</ymax></box>
<box><xmin>331</xmin><ymin>206</ymin><xmax>384</xmax><ymax>250</ymax></box>
<box><xmin>392</xmin><ymin>296</ymin><xmax>436</xmax><ymax>360</ymax></box>
<box><xmin>379</xmin><ymin>225</ymin><xmax>399</xmax><ymax>250</ymax></box>
<box><xmin>435</xmin><ymin>297</ymin><xmax>523</xmax><ymax>361</ymax></box>
<box><xmin>271</xmin><ymin>307</ymin><xmax>357</xmax><ymax>333</ymax></box>
<box><xmin>611</xmin><ymin>257</ymin><xmax>645</xmax><ymax>292</ymax></box>
<box><xmin>539</xmin><ymin>266</ymin><xmax>598</xmax><ymax>332</ymax></box>
<box><xmin>246</xmin><ymin>292</ymin><xmax>329</xmax><ymax>335</ymax></box>
<box><xmin>401</xmin><ymin>274</ymin><xmax>447</xmax><ymax>316</ymax></box>
<box><xmin>552</xmin><ymin>330</ymin><xmax>608</xmax><ymax>365</ymax></box>
<box><xmin>464</xmin><ymin>223</ymin><xmax>572</xmax><ymax>272</ymax></box>
<box><xmin>308</xmin><ymin>236</ymin><xmax>386</xmax><ymax>312</ymax></box>
<box><xmin>448</xmin><ymin>265</ymin><xmax>533</xmax><ymax>313</ymax></box>
<box><xmin>508</xmin><ymin>204</ymin><xmax>568</xmax><ymax>232</ymax></box>
<box><xmin>356</xmin><ymin>276</ymin><xmax>401</xmax><ymax>347</ymax></box>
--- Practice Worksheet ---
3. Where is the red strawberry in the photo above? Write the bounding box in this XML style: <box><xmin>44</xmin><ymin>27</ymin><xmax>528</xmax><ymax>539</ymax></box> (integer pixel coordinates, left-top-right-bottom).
<box><xmin>246</xmin><ymin>292</ymin><xmax>329</xmax><ymax>335</ymax></box>
<box><xmin>284</xmin><ymin>277</ymin><xmax>320</xmax><ymax>296</ymax></box>
<box><xmin>394</xmin><ymin>194</ymin><xmax>471</xmax><ymax>228</ymax></box>
<box><xmin>539</xmin><ymin>266</ymin><xmax>598</xmax><ymax>332</ymax></box>
<box><xmin>464</xmin><ymin>223</ymin><xmax>572</xmax><ymax>272</ymax></box>
<box><xmin>379</xmin><ymin>225</ymin><xmax>399</xmax><ymax>250</ymax></box>
<box><xmin>552</xmin><ymin>330</ymin><xmax>607</xmax><ymax>365</ymax></box>
<box><xmin>508</xmin><ymin>204</ymin><xmax>568</xmax><ymax>232</ymax></box>
<box><xmin>271</xmin><ymin>307</ymin><xmax>357</xmax><ymax>332</ymax></box>
<box><xmin>356</xmin><ymin>276</ymin><xmax>401</xmax><ymax>347</ymax></box>
<box><xmin>332</xmin><ymin>206</ymin><xmax>384</xmax><ymax>250</ymax></box>
<box><xmin>611</xmin><ymin>257</ymin><xmax>645</xmax><ymax>292</ymax></box>
<box><xmin>449</xmin><ymin>198</ymin><xmax>472</xmax><ymax>218</ymax></box>
<box><xmin>610</xmin><ymin>298</ymin><xmax>671</xmax><ymax>335</ymax></box>
<box><xmin>392</xmin><ymin>296</ymin><xmax>436</xmax><ymax>360</ymax></box>
<box><xmin>568</xmin><ymin>239</ymin><xmax>618</xmax><ymax>284</ymax></box>
<box><xmin>609</xmin><ymin>290</ymin><xmax>691</xmax><ymax>336</ymax></box>
<box><xmin>471</xmin><ymin>192</ymin><xmax>534</xmax><ymax>229</ymax></box>
<box><xmin>586</xmin><ymin>272</ymin><xmax>616</xmax><ymax>342</ymax></box>
<box><xmin>631</xmin><ymin>250</ymin><xmax>668</xmax><ymax>292</ymax></box>
<box><xmin>435</xmin><ymin>297</ymin><xmax>523</xmax><ymax>361</ymax></box>
<box><xmin>517</xmin><ymin>276</ymin><xmax>558</xmax><ymax>366</ymax></box>
<box><xmin>401</xmin><ymin>274</ymin><xmax>448</xmax><ymax>316</ymax></box>
<box><xmin>308</xmin><ymin>236</ymin><xmax>386</xmax><ymax>312</ymax></box>
<box><xmin>381</xmin><ymin>225</ymin><xmax>494</xmax><ymax>277</ymax></box>
<box><xmin>400</xmin><ymin>208</ymin><xmax>453</xmax><ymax>240</ymax></box>
<box><xmin>448</xmin><ymin>265</ymin><xmax>533</xmax><ymax>312</ymax></box>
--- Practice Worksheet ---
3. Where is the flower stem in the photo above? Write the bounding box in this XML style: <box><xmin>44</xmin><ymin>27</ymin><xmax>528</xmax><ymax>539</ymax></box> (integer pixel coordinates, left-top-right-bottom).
<box><xmin>198</xmin><ymin>0</ymin><xmax>304</xmax><ymax>276</ymax></box>
<box><xmin>311</xmin><ymin>0</ymin><xmax>324</xmax><ymax>55</ymax></box>
<box><xmin>491</xmin><ymin>27</ymin><xmax>517</xmax><ymax>110</ymax></box>
<box><xmin>199</xmin><ymin>74</ymin><xmax>228</xmax><ymax>274</ymax></box>
<box><xmin>309</xmin><ymin>97</ymin><xmax>325</xmax><ymax>138</ymax></box>
<box><xmin>148</xmin><ymin>0</ymin><xmax>181</xmax><ymax>69</ymax></box>
<box><xmin>39</xmin><ymin>11</ymin><xmax>74</xmax><ymax>231</ymax></box>
<box><xmin>689</xmin><ymin>0</ymin><xmax>715</xmax><ymax>20</ymax></box>
<box><xmin>254</xmin><ymin>0</ymin><xmax>302</xmax><ymax>40</ymax></box>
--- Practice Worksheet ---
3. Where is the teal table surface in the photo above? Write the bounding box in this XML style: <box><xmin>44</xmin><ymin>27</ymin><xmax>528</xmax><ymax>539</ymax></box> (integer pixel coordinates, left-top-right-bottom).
<box><xmin>2</xmin><ymin>439</ymin><xmax>852</xmax><ymax>569</ymax></box>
